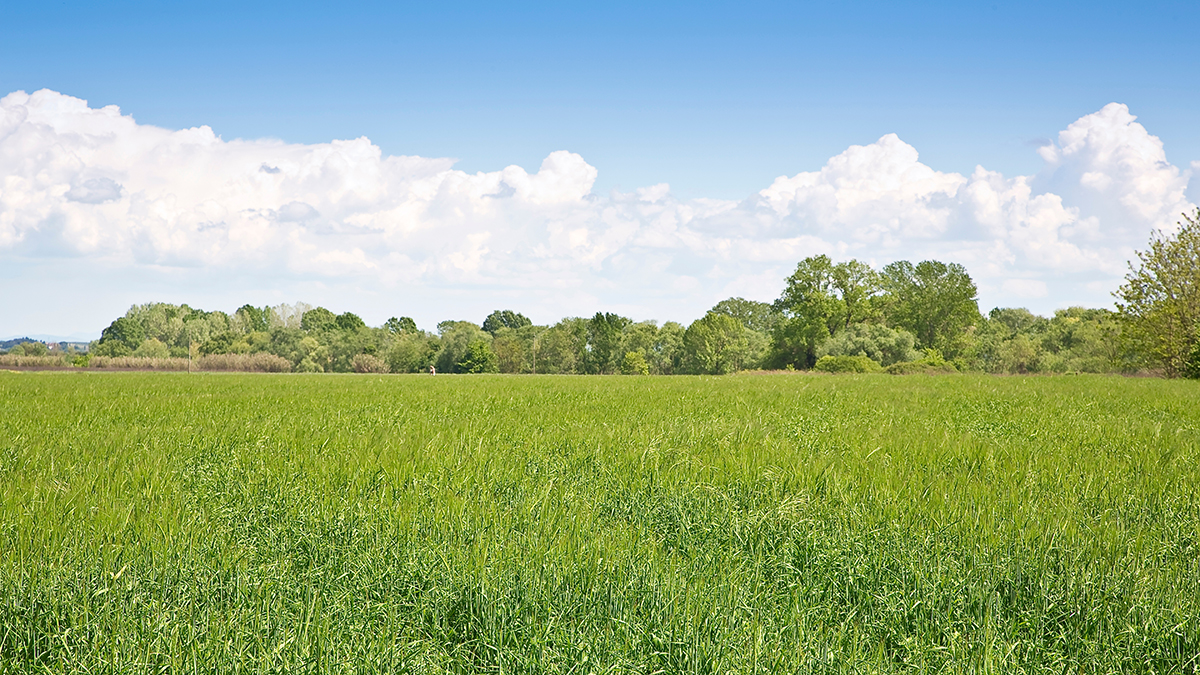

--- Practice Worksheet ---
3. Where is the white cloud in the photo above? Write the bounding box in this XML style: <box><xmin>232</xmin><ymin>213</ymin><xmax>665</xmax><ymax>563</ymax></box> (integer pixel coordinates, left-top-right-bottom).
<box><xmin>0</xmin><ymin>89</ymin><xmax>1195</xmax><ymax>334</ymax></box>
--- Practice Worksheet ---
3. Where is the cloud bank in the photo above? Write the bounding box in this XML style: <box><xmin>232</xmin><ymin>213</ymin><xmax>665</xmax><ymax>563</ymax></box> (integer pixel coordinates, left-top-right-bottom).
<box><xmin>0</xmin><ymin>89</ymin><xmax>1195</xmax><ymax>332</ymax></box>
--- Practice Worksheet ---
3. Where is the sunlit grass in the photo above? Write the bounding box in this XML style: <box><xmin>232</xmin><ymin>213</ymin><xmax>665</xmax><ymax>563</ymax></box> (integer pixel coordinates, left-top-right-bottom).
<box><xmin>1</xmin><ymin>371</ymin><xmax>1198</xmax><ymax>672</ymax></box>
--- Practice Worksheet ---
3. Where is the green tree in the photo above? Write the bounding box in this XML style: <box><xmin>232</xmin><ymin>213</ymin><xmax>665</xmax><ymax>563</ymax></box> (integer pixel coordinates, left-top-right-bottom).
<box><xmin>620</xmin><ymin>351</ymin><xmax>650</xmax><ymax>375</ymax></box>
<box><xmin>710</xmin><ymin>297</ymin><xmax>781</xmax><ymax>333</ymax></box>
<box><xmin>880</xmin><ymin>260</ymin><xmax>981</xmax><ymax>358</ymax></box>
<box><xmin>458</xmin><ymin>339</ymin><xmax>499</xmax><ymax>373</ymax></box>
<box><xmin>99</xmin><ymin>317</ymin><xmax>145</xmax><ymax>353</ymax></box>
<box><xmin>482</xmin><ymin>310</ymin><xmax>532</xmax><ymax>334</ymax></box>
<box><xmin>436</xmin><ymin>321</ymin><xmax>492</xmax><ymax>374</ymax></box>
<box><xmin>770</xmin><ymin>256</ymin><xmax>881</xmax><ymax>368</ymax></box>
<box><xmin>586</xmin><ymin>312</ymin><xmax>631</xmax><ymax>374</ymax></box>
<box><xmin>535</xmin><ymin>318</ymin><xmax>588</xmax><ymax>374</ymax></box>
<box><xmin>817</xmin><ymin>323</ymin><xmax>919</xmax><ymax>367</ymax></box>
<box><xmin>335</xmin><ymin>312</ymin><xmax>367</xmax><ymax>331</ymax></box>
<box><xmin>301</xmin><ymin>307</ymin><xmax>337</xmax><ymax>332</ymax></box>
<box><xmin>235</xmin><ymin>304</ymin><xmax>270</xmax><ymax>333</ymax></box>
<box><xmin>1115</xmin><ymin>209</ymin><xmax>1200</xmax><ymax>377</ymax></box>
<box><xmin>683</xmin><ymin>312</ymin><xmax>750</xmax><ymax>374</ymax></box>
<box><xmin>384</xmin><ymin>316</ymin><xmax>418</xmax><ymax>334</ymax></box>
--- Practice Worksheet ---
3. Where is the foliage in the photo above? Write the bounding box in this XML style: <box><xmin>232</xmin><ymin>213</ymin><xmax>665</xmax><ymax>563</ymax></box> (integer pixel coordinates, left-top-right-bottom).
<box><xmin>817</xmin><ymin>323</ymin><xmax>919</xmax><ymax>366</ymax></box>
<box><xmin>300</xmin><ymin>307</ymin><xmax>337</xmax><ymax>332</ymax></box>
<box><xmin>458</xmin><ymin>339</ymin><xmax>499</xmax><ymax>374</ymax></box>
<box><xmin>880</xmin><ymin>260</ymin><xmax>981</xmax><ymax>358</ymax></box>
<box><xmin>885</xmin><ymin>349</ymin><xmax>960</xmax><ymax>375</ymax></box>
<box><xmin>683</xmin><ymin>312</ymin><xmax>751</xmax><ymax>374</ymax></box>
<box><xmin>1116</xmin><ymin>208</ymin><xmax>1200</xmax><ymax>377</ymax></box>
<box><xmin>99</xmin><ymin>316</ymin><xmax>145</xmax><ymax>352</ymax></box>
<box><xmin>620</xmin><ymin>351</ymin><xmax>649</xmax><ymax>375</ymax></box>
<box><xmin>133</xmin><ymin>338</ymin><xmax>171</xmax><ymax>359</ymax></box>
<box><xmin>383</xmin><ymin>316</ymin><xmax>418</xmax><ymax>334</ymax></box>
<box><xmin>710</xmin><ymin>297</ymin><xmax>781</xmax><ymax>333</ymax></box>
<box><xmin>351</xmin><ymin>353</ymin><xmax>390</xmax><ymax>374</ymax></box>
<box><xmin>535</xmin><ymin>318</ymin><xmax>588</xmax><ymax>374</ymax></box>
<box><xmin>482</xmin><ymin>309</ymin><xmax>532</xmax><ymax>334</ymax></box>
<box><xmin>586</xmin><ymin>312</ymin><xmax>631</xmax><ymax>374</ymax></box>
<box><xmin>813</xmin><ymin>354</ymin><xmax>882</xmax><ymax>373</ymax></box>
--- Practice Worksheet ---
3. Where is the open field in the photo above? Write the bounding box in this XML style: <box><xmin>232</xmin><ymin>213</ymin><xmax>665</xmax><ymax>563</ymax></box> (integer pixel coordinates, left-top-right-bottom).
<box><xmin>1</xmin><ymin>372</ymin><xmax>1198</xmax><ymax>673</ymax></box>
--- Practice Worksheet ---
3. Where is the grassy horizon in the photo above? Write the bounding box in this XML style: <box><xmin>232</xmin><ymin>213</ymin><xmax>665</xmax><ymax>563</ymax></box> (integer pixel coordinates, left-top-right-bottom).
<box><xmin>2</xmin><ymin>371</ymin><xmax>1198</xmax><ymax>672</ymax></box>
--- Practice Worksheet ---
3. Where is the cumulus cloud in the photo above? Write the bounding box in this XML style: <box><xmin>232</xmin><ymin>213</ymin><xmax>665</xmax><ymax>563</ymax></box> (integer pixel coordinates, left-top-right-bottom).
<box><xmin>0</xmin><ymin>89</ymin><xmax>1195</xmax><ymax>329</ymax></box>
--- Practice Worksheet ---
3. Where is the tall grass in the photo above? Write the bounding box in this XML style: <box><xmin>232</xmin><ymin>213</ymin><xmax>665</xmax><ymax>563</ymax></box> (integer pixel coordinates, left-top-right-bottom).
<box><xmin>196</xmin><ymin>353</ymin><xmax>292</xmax><ymax>372</ymax></box>
<box><xmin>88</xmin><ymin>356</ymin><xmax>190</xmax><ymax>370</ymax></box>
<box><xmin>0</xmin><ymin>354</ymin><xmax>71</xmax><ymax>368</ymax></box>
<box><xmin>0</xmin><ymin>372</ymin><xmax>1197</xmax><ymax>672</ymax></box>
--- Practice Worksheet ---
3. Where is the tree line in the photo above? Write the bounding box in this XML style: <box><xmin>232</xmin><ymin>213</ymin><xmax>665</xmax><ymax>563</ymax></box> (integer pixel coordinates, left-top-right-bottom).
<box><xmin>6</xmin><ymin>209</ymin><xmax>1198</xmax><ymax>377</ymax></box>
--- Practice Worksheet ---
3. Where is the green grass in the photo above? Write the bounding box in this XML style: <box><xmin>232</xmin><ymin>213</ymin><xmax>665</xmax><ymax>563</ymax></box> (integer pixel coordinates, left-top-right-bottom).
<box><xmin>1</xmin><ymin>371</ymin><xmax>1198</xmax><ymax>673</ymax></box>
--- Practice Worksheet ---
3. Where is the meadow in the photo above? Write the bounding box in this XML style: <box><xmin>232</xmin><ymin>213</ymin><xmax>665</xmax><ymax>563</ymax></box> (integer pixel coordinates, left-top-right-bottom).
<box><xmin>1</xmin><ymin>371</ymin><xmax>1198</xmax><ymax>673</ymax></box>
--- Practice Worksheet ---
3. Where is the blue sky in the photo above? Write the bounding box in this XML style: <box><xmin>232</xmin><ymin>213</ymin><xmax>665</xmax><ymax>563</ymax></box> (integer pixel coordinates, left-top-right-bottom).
<box><xmin>1</xmin><ymin>1</ymin><xmax>1198</xmax><ymax>337</ymax></box>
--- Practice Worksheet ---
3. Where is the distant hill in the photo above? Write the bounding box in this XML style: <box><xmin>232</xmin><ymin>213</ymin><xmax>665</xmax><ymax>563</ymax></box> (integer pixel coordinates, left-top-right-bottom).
<box><xmin>1</xmin><ymin>337</ymin><xmax>39</xmax><ymax>350</ymax></box>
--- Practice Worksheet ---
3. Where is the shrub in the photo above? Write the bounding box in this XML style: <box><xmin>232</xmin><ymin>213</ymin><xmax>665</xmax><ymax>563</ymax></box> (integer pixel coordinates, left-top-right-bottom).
<box><xmin>884</xmin><ymin>350</ymin><xmax>960</xmax><ymax>375</ymax></box>
<box><xmin>817</xmin><ymin>324</ymin><xmax>919</xmax><ymax>366</ymax></box>
<box><xmin>621</xmin><ymin>351</ymin><xmax>650</xmax><ymax>375</ymax></box>
<box><xmin>351</xmin><ymin>353</ymin><xmax>389</xmax><ymax>374</ymax></box>
<box><xmin>89</xmin><ymin>357</ymin><xmax>190</xmax><ymax>370</ymax></box>
<box><xmin>813</xmin><ymin>355</ymin><xmax>882</xmax><ymax>373</ymax></box>
<box><xmin>197</xmin><ymin>353</ymin><xmax>292</xmax><ymax>372</ymax></box>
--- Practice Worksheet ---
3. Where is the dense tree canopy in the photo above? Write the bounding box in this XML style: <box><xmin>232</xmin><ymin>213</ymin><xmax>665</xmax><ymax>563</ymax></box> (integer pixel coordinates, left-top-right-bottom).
<box><xmin>1116</xmin><ymin>209</ymin><xmax>1200</xmax><ymax>377</ymax></box>
<box><xmin>29</xmin><ymin>251</ymin><xmax>1162</xmax><ymax>376</ymax></box>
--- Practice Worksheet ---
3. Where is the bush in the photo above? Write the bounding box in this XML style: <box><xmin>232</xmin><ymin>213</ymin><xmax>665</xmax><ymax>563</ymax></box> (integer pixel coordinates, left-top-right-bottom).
<box><xmin>197</xmin><ymin>353</ymin><xmax>292</xmax><ymax>372</ymax></box>
<box><xmin>817</xmin><ymin>324</ymin><xmax>919</xmax><ymax>366</ymax></box>
<box><xmin>621</xmin><ymin>351</ymin><xmax>650</xmax><ymax>375</ymax></box>
<box><xmin>89</xmin><ymin>357</ymin><xmax>190</xmax><ymax>370</ymax></box>
<box><xmin>813</xmin><ymin>355</ymin><xmax>882</xmax><ymax>373</ymax></box>
<box><xmin>884</xmin><ymin>350</ymin><xmax>960</xmax><ymax>375</ymax></box>
<box><xmin>351</xmin><ymin>353</ymin><xmax>389</xmax><ymax>374</ymax></box>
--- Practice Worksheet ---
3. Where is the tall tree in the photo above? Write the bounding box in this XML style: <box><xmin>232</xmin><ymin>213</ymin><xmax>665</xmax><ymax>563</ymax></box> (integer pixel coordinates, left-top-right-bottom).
<box><xmin>770</xmin><ymin>255</ymin><xmax>880</xmax><ymax>368</ymax></box>
<box><xmin>710</xmin><ymin>297</ymin><xmax>780</xmax><ymax>333</ymax></box>
<box><xmin>880</xmin><ymin>260</ymin><xmax>981</xmax><ymax>357</ymax></box>
<box><xmin>585</xmin><ymin>312</ymin><xmax>631</xmax><ymax>374</ymax></box>
<box><xmin>482</xmin><ymin>310</ymin><xmax>532</xmax><ymax>334</ymax></box>
<box><xmin>683</xmin><ymin>313</ymin><xmax>750</xmax><ymax>374</ymax></box>
<box><xmin>1116</xmin><ymin>209</ymin><xmax>1200</xmax><ymax>377</ymax></box>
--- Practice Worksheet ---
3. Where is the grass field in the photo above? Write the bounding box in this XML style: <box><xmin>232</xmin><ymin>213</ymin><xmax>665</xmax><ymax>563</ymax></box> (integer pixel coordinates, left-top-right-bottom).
<box><xmin>1</xmin><ymin>371</ymin><xmax>1198</xmax><ymax>673</ymax></box>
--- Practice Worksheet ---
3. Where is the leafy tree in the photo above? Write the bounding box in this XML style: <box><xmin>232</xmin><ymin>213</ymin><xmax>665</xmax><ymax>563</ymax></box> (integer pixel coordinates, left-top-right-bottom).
<box><xmin>535</xmin><ymin>319</ymin><xmax>588</xmax><ymax>374</ymax></box>
<box><xmin>458</xmin><ymin>339</ymin><xmax>499</xmax><ymax>373</ymax></box>
<box><xmin>99</xmin><ymin>317</ymin><xmax>145</xmax><ymax>352</ymax></box>
<box><xmin>817</xmin><ymin>323</ymin><xmax>919</xmax><ymax>367</ymax></box>
<box><xmin>385</xmin><ymin>332</ymin><xmax>439</xmax><ymax>373</ymax></box>
<box><xmin>1115</xmin><ymin>209</ymin><xmax>1200</xmax><ymax>377</ymax></box>
<box><xmin>586</xmin><ymin>312</ymin><xmax>631</xmax><ymax>374</ymax></box>
<box><xmin>19</xmin><ymin>341</ymin><xmax>49</xmax><ymax>356</ymax></box>
<box><xmin>482</xmin><ymin>310</ymin><xmax>532</xmax><ymax>334</ymax></box>
<box><xmin>335</xmin><ymin>312</ymin><xmax>367</xmax><ymax>331</ymax></box>
<box><xmin>301</xmin><ymin>307</ymin><xmax>337</xmax><ymax>332</ymax></box>
<box><xmin>770</xmin><ymin>256</ymin><xmax>881</xmax><ymax>368</ymax></box>
<box><xmin>710</xmin><ymin>297</ymin><xmax>780</xmax><ymax>333</ymax></box>
<box><xmin>384</xmin><ymin>316</ymin><xmax>418</xmax><ymax>334</ymax></box>
<box><xmin>683</xmin><ymin>312</ymin><xmax>750</xmax><ymax>374</ymax></box>
<box><xmin>235</xmin><ymin>304</ymin><xmax>270</xmax><ymax>333</ymax></box>
<box><xmin>133</xmin><ymin>338</ymin><xmax>170</xmax><ymax>359</ymax></box>
<box><xmin>621</xmin><ymin>351</ymin><xmax>650</xmax><ymax>375</ymax></box>
<box><xmin>492</xmin><ymin>325</ymin><xmax>542</xmax><ymax>373</ymax></box>
<box><xmin>651</xmin><ymin>322</ymin><xmax>686</xmax><ymax>374</ymax></box>
<box><xmin>880</xmin><ymin>260</ymin><xmax>981</xmax><ymax>358</ymax></box>
<box><xmin>435</xmin><ymin>321</ymin><xmax>492</xmax><ymax>374</ymax></box>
